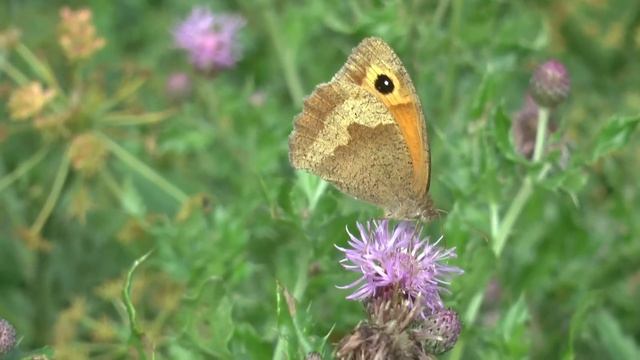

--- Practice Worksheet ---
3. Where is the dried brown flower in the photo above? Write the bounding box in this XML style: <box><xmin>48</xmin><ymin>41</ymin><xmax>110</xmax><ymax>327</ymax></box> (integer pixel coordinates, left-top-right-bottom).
<box><xmin>58</xmin><ymin>7</ymin><xmax>105</xmax><ymax>61</ymax></box>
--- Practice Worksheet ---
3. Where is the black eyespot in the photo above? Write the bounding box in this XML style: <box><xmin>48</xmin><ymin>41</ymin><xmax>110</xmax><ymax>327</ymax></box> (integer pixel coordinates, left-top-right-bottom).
<box><xmin>374</xmin><ymin>74</ymin><xmax>394</xmax><ymax>94</ymax></box>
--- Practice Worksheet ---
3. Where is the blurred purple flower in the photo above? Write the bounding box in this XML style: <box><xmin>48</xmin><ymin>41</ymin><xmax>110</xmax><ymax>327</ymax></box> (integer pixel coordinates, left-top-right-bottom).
<box><xmin>336</xmin><ymin>220</ymin><xmax>462</xmax><ymax>316</ymax></box>
<box><xmin>165</xmin><ymin>72</ymin><xmax>192</xmax><ymax>101</ymax></box>
<box><xmin>173</xmin><ymin>7</ymin><xmax>245</xmax><ymax>72</ymax></box>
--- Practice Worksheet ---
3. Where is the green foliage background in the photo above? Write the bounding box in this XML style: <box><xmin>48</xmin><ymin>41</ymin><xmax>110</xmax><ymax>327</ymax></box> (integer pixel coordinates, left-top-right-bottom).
<box><xmin>2</xmin><ymin>0</ymin><xmax>640</xmax><ymax>359</ymax></box>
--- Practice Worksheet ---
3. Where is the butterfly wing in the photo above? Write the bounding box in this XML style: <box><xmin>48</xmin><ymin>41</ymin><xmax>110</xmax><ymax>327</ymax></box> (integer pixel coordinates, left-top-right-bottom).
<box><xmin>334</xmin><ymin>37</ymin><xmax>431</xmax><ymax>197</ymax></box>
<box><xmin>289</xmin><ymin>37</ymin><xmax>431</xmax><ymax>218</ymax></box>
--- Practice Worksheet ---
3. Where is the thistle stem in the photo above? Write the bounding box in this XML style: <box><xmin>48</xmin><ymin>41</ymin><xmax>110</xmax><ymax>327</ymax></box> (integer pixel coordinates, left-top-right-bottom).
<box><xmin>492</xmin><ymin>107</ymin><xmax>552</xmax><ymax>256</ymax></box>
<box><xmin>532</xmin><ymin>107</ymin><xmax>550</xmax><ymax>163</ymax></box>
<box><xmin>492</xmin><ymin>177</ymin><xmax>533</xmax><ymax>256</ymax></box>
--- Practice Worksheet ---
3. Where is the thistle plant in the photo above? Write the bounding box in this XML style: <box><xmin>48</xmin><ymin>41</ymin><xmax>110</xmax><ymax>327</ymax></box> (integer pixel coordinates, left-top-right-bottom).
<box><xmin>492</xmin><ymin>59</ymin><xmax>572</xmax><ymax>257</ymax></box>
<box><xmin>0</xmin><ymin>7</ymin><xmax>187</xmax><ymax>249</ymax></box>
<box><xmin>335</xmin><ymin>220</ymin><xmax>462</xmax><ymax>359</ymax></box>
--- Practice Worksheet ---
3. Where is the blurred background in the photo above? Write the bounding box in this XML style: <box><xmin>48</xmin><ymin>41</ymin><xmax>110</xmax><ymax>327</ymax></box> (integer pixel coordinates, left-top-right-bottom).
<box><xmin>1</xmin><ymin>0</ymin><xmax>640</xmax><ymax>359</ymax></box>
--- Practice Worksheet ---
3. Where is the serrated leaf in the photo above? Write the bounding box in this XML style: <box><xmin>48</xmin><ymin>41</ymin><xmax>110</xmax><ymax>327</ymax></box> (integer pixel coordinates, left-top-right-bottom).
<box><xmin>209</xmin><ymin>297</ymin><xmax>235</xmax><ymax>359</ymax></box>
<box><xmin>492</xmin><ymin>105</ymin><xmax>524</xmax><ymax>163</ymax></box>
<box><xmin>591</xmin><ymin>114</ymin><xmax>640</xmax><ymax>162</ymax></box>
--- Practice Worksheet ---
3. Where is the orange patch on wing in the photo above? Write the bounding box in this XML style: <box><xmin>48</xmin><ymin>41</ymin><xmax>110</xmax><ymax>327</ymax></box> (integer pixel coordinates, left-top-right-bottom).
<box><xmin>388</xmin><ymin>103</ymin><xmax>428</xmax><ymax>195</ymax></box>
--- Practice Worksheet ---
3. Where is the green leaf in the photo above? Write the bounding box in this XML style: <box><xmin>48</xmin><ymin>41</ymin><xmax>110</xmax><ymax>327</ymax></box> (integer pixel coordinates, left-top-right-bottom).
<box><xmin>501</xmin><ymin>294</ymin><xmax>529</xmax><ymax>342</ymax></box>
<box><xmin>123</xmin><ymin>251</ymin><xmax>153</xmax><ymax>338</ymax></box>
<box><xmin>591</xmin><ymin>114</ymin><xmax>640</xmax><ymax>162</ymax></box>
<box><xmin>469</xmin><ymin>71</ymin><xmax>495</xmax><ymax>119</ymax></box>
<box><xmin>492</xmin><ymin>104</ymin><xmax>526</xmax><ymax>164</ymax></box>
<box><xmin>121</xmin><ymin>179</ymin><xmax>146</xmax><ymax>216</ymax></box>
<box><xmin>594</xmin><ymin>310</ymin><xmax>640</xmax><ymax>359</ymax></box>
<box><xmin>563</xmin><ymin>294</ymin><xmax>599</xmax><ymax>360</ymax></box>
<box><xmin>209</xmin><ymin>297</ymin><xmax>235</xmax><ymax>359</ymax></box>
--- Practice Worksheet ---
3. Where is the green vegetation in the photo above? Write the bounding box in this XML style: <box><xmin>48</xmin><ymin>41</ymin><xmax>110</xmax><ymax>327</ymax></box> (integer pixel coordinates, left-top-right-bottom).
<box><xmin>1</xmin><ymin>0</ymin><xmax>640</xmax><ymax>359</ymax></box>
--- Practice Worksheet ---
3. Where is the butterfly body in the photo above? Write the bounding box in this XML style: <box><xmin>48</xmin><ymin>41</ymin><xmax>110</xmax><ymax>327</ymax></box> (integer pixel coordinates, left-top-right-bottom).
<box><xmin>289</xmin><ymin>37</ymin><xmax>434</xmax><ymax>219</ymax></box>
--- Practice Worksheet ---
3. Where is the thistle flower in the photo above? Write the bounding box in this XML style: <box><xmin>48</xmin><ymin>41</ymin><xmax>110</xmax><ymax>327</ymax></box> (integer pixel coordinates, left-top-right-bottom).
<box><xmin>0</xmin><ymin>317</ymin><xmax>17</xmax><ymax>355</ymax></box>
<box><xmin>8</xmin><ymin>82</ymin><xmax>56</xmax><ymax>120</ymax></box>
<box><xmin>337</xmin><ymin>220</ymin><xmax>462</xmax><ymax>316</ymax></box>
<box><xmin>58</xmin><ymin>7</ymin><xmax>105</xmax><ymax>61</ymax></box>
<box><xmin>529</xmin><ymin>59</ymin><xmax>570</xmax><ymax>108</ymax></box>
<box><xmin>173</xmin><ymin>7</ymin><xmax>246</xmax><ymax>72</ymax></box>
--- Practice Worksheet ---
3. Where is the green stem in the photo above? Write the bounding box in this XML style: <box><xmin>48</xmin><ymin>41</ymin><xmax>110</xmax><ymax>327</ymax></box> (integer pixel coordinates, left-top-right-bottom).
<box><xmin>273</xmin><ymin>251</ymin><xmax>312</xmax><ymax>359</ymax></box>
<box><xmin>30</xmin><ymin>151</ymin><xmax>70</xmax><ymax>234</ymax></box>
<box><xmin>491</xmin><ymin>107</ymin><xmax>552</xmax><ymax>256</ymax></box>
<box><xmin>532</xmin><ymin>107</ymin><xmax>550</xmax><ymax>162</ymax></box>
<box><xmin>292</xmin><ymin>253</ymin><xmax>312</xmax><ymax>353</ymax></box>
<box><xmin>492</xmin><ymin>177</ymin><xmax>533</xmax><ymax>256</ymax></box>
<box><xmin>0</xmin><ymin>56</ymin><xmax>29</xmax><ymax>84</ymax></box>
<box><xmin>15</xmin><ymin>43</ymin><xmax>61</xmax><ymax>92</ymax></box>
<box><xmin>262</xmin><ymin>7</ymin><xmax>305</xmax><ymax>103</ymax></box>
<box><xmin>96</xmin><ymin>132</ymin><xmax>188</xmax><ymax>203</ymax></box>
<box><xmin>0</xmin><ymin>146</ymin><xmax>49</xmax><ymax>194</ymax></box>
<box><xmin>489</xmin><ymin>202</ymin><xmax>499</xmax><ymax>238</ymax></box>
<box><xmin>432</xmin><ymin>0</ymin><xmax>451</xmax><ymax>29</ymax></box>
<box><xmin>441</xmin><ymin>0</ymin><xmax>462</xmax><ymax>113</ymax></box>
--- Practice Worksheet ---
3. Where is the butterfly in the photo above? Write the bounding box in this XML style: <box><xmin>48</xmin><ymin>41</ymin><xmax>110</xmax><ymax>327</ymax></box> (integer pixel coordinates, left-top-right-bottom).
<box><xmin>288</xmin><ymin>37</ymin><xmax>434</xmax><ymax>220</ymax></box>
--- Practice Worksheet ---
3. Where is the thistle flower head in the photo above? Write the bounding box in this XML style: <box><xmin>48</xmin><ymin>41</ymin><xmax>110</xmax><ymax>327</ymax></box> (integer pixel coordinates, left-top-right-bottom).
<box><xmin>58</xmin><ymin>7</ymin><xmax>105</xmax><ymax>61</ymax></box>
<box><xmin>337</xmin><ymin>220</ymin><xmax>462</xmax><ymax>316</ymax></box>
<box><xmin>173</xmin><ymin>8</ymin><xmax>245</xmax><ymax>72</ymax></box>
<box><xmin>0</xmin><ymin>317</ymin><xmax>17</xmax><ymax>355</ymax></box>
<box><xmin>530</xmin><ymin>59</ymin><xmax>570</xmax><ymax>108</ymax></box>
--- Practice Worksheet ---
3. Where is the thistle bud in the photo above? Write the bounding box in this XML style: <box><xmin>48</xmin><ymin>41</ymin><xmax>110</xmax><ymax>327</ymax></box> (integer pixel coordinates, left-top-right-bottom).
<box><xmin>529</xmin><ymin>60</ymin><xmax>570</xmax><ymax>108</ymax></box>
<box><xmin>419</xmin><ymin>308</ymin><xmax>461</xmax><ymax>355</ymax></box>
<box><xmin>0</xmin><ymin>318</ymin><xmax>17</xmax><ymax>355</ymax></box>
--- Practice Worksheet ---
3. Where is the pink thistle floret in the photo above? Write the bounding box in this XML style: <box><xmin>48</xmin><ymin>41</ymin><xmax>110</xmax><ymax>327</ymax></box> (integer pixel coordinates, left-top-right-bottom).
<box><xmin>173</xmin><ymin>7</ymin><xmax>245</xmax><ymax>72</ymax></box>
<box><xmin>336</xmin><ymin>220</ymin><xmax>462</xmax><ymax>316</ymax></box>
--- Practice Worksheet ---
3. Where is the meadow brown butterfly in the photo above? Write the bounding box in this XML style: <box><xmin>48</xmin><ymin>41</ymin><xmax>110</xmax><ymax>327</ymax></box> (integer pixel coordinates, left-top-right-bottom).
<box><xmin>288</xmin><ymin>37</ymin><xmax>434</xmax><ymax>220</ymax></box>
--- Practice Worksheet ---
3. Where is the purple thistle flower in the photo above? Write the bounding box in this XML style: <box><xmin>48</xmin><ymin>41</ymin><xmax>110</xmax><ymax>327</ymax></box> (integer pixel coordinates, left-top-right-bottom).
<box><xmin>173</xmin><ymin>7</ymin><xmax>245</xmax><ymax>72</ymax></box>
<box><xmin>336</xmin><ymin>220</ymin><xmax>462</xmax><ymax>316</ymax></box>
